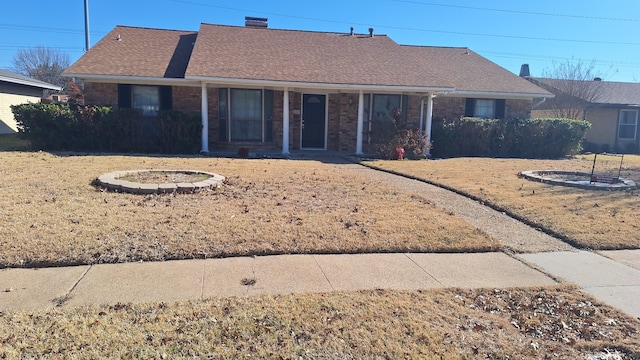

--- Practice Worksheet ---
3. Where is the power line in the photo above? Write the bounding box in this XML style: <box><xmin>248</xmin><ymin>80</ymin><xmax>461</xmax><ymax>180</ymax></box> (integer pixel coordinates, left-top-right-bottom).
<box><xmin>478</xmin><ymin>50</ymin><xmax>640</xmax><ymax>69</ymax></box>
<box><xmin>0</xmin><ymin>45</ymin><xmax>84</xmax><ymax>51</ymax></box>
<box><xmin>389</xmin><ymin>0</ymin><xmax>638</xmax><ymax>22</ymax></box>
<box><xmin>0</xmin><ymin>23</ymin><xmax>105</xmax><ymax>36</ymax></box>
<box><xmin>167</xmin><ymin>0</ymin><xmax>640</xmax><ymax>46</ymax></box>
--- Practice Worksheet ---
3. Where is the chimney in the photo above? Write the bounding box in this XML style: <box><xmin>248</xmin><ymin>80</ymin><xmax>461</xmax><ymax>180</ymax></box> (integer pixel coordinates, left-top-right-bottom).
<box><xmin>519</xmin><ymin>64</ymin><xmax>530</xmax><ymax>77</ymax></box>
<box><xmin>368</xmin><ymin>27</ymin><xmax>374</xmax><ymax>38</ymax></box>
<box><xmin>594</xmin><ymin>77</ymin><xmax>602</xmax><ymax>81</ymax></box>
<box><xmin>245</xmin><ymin>16</ymin><xmax>268</xmax><ymax>28</ymax></box>
<box><xmin>350</xmin><ymin>27</ymin><xmax>354</xmax><ymax>36</ymax></box>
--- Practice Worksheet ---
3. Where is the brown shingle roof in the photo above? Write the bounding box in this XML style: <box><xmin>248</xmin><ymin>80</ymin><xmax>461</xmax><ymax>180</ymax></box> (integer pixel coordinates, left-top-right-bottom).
<box><xmin>64</xmin><ymin>26</ymin><xmax>197</xmax><ymax>79</ymax></box>
<box><xmin>185</xmin><ymin>23</ymin><xmax>450</xmax><ymax>88</ymax></box>
<box><xmin>400</xmin><ymin>46</ymin><xmax>552</xmax><ymax>96</ymax></box>
<box><xmin>530</xmin><ymin>77</ymin><xmax>640</xmax><ymax>105</ymax></box>
<box><xmin>65</xmin><ymin>23</ymin><xmax>551</xmax><ymax>97</ymax></box>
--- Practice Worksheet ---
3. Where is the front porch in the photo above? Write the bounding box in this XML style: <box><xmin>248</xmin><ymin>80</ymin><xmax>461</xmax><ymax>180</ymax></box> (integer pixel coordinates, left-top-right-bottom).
<box><xmin>197</xmin><ymin>84</ymin><xmax>437</xmax><ymax>156</ymax></box>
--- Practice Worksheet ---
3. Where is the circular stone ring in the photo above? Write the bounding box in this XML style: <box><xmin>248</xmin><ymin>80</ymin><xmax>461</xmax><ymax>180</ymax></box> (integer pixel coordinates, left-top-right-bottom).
<box><xmin>96</xmin><ymin>170</ymin><xmax>225</xmax><ymax>194</ymax></box>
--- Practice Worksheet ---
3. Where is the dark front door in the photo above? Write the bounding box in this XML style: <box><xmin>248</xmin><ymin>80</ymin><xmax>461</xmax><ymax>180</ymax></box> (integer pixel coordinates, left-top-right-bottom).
<box><xmin>302</xmin><ymin>94</ymin><xmax>326</xmax><ymax>149</ymax></box>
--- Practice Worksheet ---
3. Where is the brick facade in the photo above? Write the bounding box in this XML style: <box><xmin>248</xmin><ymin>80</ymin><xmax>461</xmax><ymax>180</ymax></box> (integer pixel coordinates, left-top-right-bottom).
<box><xmin>83</xmin><ymin>82</ymin><xmax>536</xmax><ymax>153</ymax></box>
<box><xmin>84</xmin><ymin>83</ymin><xmax>118</xmax><ymax>107</ymax></box>
<box><xmin>432</xmin><ymin>97</ymin><xmax>465</xmax><ymax>120</ymax></box>
<box><xmin>506</xmin><ymin>99</ymin><xmax>533</xmax><ymax>119</ymax></box>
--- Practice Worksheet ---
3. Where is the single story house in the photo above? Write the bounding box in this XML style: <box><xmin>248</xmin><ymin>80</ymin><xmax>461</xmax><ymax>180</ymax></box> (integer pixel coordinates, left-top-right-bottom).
<box><xmin>63</xmin><ymin>18</ymin><xmax>552</xmax><ymax>154</ymax></box>
<box><xmin>0</xmin><ymin>69</ymin><xmax>62</xmax><ymax>134</ymax></box>
<box><xmin>528</xmin><ymin>76</ymin><xmax>640</xmax><ymax>153</ymax></box>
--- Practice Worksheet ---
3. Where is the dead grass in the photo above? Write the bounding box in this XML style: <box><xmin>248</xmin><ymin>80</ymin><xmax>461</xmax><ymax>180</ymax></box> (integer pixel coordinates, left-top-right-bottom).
<box><xmin>0</xmin><ymin>152</ymin><xmax>497</xmax><ymax>267</ymax></box>
<box><xmin>0</xmin><ymin>286</ymin><xmax>637</xmax><ymax>359</ymax></box>
<box><xmin>364</xmin><ymin>155</ymin><xmax>640</xmax><ymax>250</ymax></box>
<box><xmin>119</xmin><ymin>171</ymin><xmax>210</xmax><ymax>183</ymax></box>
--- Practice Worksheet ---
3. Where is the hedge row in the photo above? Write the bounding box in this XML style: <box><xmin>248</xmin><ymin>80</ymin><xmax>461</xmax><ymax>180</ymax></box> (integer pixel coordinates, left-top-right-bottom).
<box><xmin>11</xmin><ymin>103</ymin><xmax>201</xmax><ymax>154</ymax></box>
<box><xmin>431</xmin><ymin>117</ymin><xmax>591</xmax><ymax>158</ymax></box>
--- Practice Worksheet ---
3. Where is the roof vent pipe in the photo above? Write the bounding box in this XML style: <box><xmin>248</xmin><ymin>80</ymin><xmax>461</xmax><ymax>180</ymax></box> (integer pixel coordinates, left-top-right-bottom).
<box><xmin>245</xmin><ymin>16</ymin><xmax>268</xmax><ymax>28</ymax></box>
<box><xmin>519</xmin><ymin>64</ymin><xmax>530</xmax><ymax>77</ymax></box>
<box><xmin>368</xmin><ymin>28</ymin><xmax>374</xmax><ymax>37</ymax></box>
<box><xmin>350</xmin><ymin>27</ymin><xmax>354</xmax><ymax>36</ymax></box>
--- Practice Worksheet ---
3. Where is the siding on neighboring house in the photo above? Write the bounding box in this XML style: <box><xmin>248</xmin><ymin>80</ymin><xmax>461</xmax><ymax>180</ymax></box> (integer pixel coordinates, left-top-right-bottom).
<box><xmin>583</xmin><ymin>108</ymin><xmax>618</xmax><ymax>148</ymax></box>
<box><xmin>0</xmin><ymin>82</ymin><xmax>45</xmax><ymax>134</ymax></box>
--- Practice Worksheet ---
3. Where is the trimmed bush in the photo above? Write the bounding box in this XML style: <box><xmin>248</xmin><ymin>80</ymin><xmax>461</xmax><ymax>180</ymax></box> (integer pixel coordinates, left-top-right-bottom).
<box><xmin>431</xmin><ymin>117</ymin><xmax>591</xmax><ymax>159</ymax></box>
<box><xmin>11</xmin><ymin>103</ymin><xmax>201</xmax><ymax>154</ymax></box>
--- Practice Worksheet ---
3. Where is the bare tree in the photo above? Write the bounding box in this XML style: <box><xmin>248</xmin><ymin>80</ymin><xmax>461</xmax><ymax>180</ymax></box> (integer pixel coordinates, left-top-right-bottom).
<box><xmin>11</xmin><ymin>46</ymin><xmax>70</xmax><ymax>90</ymax></box>
<box><xmin>536</xmin><ymin>59</ymin><xmax>607</xmax><ymax>120</ymax></box>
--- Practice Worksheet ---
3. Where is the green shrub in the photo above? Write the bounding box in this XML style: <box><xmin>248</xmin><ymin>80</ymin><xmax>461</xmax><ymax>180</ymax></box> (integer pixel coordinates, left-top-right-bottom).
<box><xmin>431</xmin><ymin>117</ymin><xmax>591</xmax><ymax>159</ymax></box>
<box><xmin>11</xmin><ymin>103</ymin><xmax>201</xmax><ymax>154</ymax></box>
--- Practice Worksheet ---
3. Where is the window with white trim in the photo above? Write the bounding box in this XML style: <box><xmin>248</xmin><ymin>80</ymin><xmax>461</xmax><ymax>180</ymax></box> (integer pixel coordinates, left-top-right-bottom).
<box><xmin>618</xmin><ymin>109</ymin><xmax>638</xmax><ymax>140</ymax></box>
<box><xmin>230</xmin><ymin>89</ymin><xmax>262</xmax><ymax>141</ymax></box>
<box><xmin>132</xmin><ymin>85</ymin><xmax>160</xmax><ymax>116</ymax></box>
<box><xmin>363</xmin><ymin>94</ymin><xmax>405</xmax><ymax>144</ymax></box>
<box><xmin>465</xmin><ymin>98</ymin><xmax>505</xmax><ymax>119</ymax></box>
<box><xmin>218</xmin><ymin>88</ymin><xmax>273</xmax><ymax>142</ymax></box>
<box><xmin>474</xmin><ymin>99</ymin><xmax>495</xmax><ymax>118</ymax></box>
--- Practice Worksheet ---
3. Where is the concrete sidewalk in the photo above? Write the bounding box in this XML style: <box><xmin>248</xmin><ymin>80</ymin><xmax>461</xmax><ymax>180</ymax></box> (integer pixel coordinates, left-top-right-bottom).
<box><xmin>1</xmin><ymin>252</ymin><xmax>555</xmax><ymax>311</ymax></box>
<box><xmin>2</xmin><ymin>250</ymin><xmax>639</xmax><ymax>319</ymax></box>
<box><xmin>520</xmin><ymin>250</ymin><xmax>640</xmax><ymax>318</ymax></box>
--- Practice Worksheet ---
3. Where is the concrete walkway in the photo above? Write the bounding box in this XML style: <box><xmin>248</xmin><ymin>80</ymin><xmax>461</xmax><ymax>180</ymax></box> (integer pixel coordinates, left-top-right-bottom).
<box><xmin>0</xmin><ymin>252</ymin><xmax>556</xmax><ymax>311</ymax></box>
<box><xmin>1</xmin><ymin>161</ymin><xmax>639</xmax><ymax>320</ymax></box>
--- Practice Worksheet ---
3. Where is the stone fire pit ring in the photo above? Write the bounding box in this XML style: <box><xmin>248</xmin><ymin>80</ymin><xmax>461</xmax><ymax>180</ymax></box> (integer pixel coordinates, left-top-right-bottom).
<box><xmin>519</xmin><ymin>170</ymin><xmax>636</xmax><ymax>191</ymax></box>
<box><xmin>96</xmin><ymin>170</ymin><xmax>225</xmax><ymax>194</ymax></box>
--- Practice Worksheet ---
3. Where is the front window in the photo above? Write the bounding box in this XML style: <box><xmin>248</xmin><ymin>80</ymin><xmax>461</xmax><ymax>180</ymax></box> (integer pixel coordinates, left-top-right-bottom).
<box><xmin>618</xmin><ymin>110</ymin><xmax>638</xmax><ymax>140</ymax></box>
<box><xmin>230</xmin><ymin>89</ymin><xmax>262</xmax><ymax>141</ymax></box>
<box><xmin>474</xmin><ymin>99</ymin><xmax>495</xmax><ymax>118</ymax></box>
<box><xmin>364</xmin><ymin>94</ymin><xmax>403</xmax><ymax>144</ymax></box>
<box><xmin>132</xmin><ymin>86</ymin><xmax>160</xmax><ymax>116</ymax></box>
<box><xmin>217</xmin><ymin>88</ymin><xmax>269</xmax><ymax>142</ymax></box>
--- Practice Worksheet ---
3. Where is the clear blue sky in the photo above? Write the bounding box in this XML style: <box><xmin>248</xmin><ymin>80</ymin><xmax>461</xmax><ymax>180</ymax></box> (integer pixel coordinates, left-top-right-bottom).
<box><xmin>2</xmin><ymin>0</ymin><xmax>639</xmax><ymax>82</ymax></box>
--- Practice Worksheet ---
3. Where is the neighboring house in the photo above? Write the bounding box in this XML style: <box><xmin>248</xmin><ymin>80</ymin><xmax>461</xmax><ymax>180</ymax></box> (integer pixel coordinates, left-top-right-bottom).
<box><xmin>0</xmin><ymin>69</ymin><xmax>62</xmax><ymax>134</ymax></box>
<box><xmin>63</xmin><ymin>19</ymin><xmax>552</xmax><ymax>154</ymax></box>
<box><xmin>528</xmin><ymin>76</ymin><xmax>640</xmax><ymax>153</ymax></box>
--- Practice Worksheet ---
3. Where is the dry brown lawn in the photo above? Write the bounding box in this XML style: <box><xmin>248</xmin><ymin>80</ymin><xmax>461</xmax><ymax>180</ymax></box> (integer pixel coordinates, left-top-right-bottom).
<box><xmin>0</xmin><ymin>152</ymin><xmax>496</xmax><ymax>267</ymax></box>
<box><xmin>2</xmin><ymin>152</ymin><xmax>639</xmax><ymax>358</ymax></box>
<box><xmin>1</xmin><ymin>286</ymin><xmax>638</xmax><ymax>359</ymax></box>
<box><xmin>364</xmin><ymin>155</ymin><xmax>640</xmax><ymax>250</ymax></box>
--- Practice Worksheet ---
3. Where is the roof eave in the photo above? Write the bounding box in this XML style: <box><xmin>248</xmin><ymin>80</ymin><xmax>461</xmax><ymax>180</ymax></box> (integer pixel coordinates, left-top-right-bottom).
<box><xmin>63</xmin><ymin>74</ymin><xmax>201</xmax><ymax>86</ymax></box>
<box><xmin>589</xmin><ymin>102</ymin><xmax>640</xmax><ymax>108</ymax></box>
<box><xmin>0</xmin><ymin>75</ymin><xmax>62</xmax><ymax>91</ymax></box>
<box><xmin>184</xmin><ymin>75</ymin><xmax>454</xmax><ymax>93</ymax></box>
<box><xmin>445</xmin><ymin>90</ymin><xmax>554</xmax><ymax>99</ymax></box>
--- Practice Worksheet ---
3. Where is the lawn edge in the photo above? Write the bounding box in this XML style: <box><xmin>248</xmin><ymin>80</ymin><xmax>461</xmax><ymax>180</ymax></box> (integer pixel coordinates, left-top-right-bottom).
<box><xmin>355</xmin><ymin>158</ymin><xmax>592</xmax><ymax>251</ymax></box>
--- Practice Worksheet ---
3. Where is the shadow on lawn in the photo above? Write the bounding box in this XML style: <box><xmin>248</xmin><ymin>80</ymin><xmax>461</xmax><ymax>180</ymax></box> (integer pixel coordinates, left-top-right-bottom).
<box><xmin>28</xmin><ymin>149</ymin><xmax>359</xmax><ymax>165</ymax></box>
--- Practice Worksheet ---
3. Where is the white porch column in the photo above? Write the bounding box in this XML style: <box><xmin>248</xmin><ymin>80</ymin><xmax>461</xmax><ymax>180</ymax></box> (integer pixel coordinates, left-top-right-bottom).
<box><xmin>200</xmin><ymin>83</ymin><xmax>209</xmax><ymax>153</ymax></box>
<box><xmin>356</xmin><ymin>90</ymin><xmax>364</xmax><ymax>155</ymax></box>
<box><xmin>282</xmin><ymin>88</ymin><xmax>290</xmax><ymax>154</ymax></box>
<box><xmin>419</xmin><ymin>97</ymin><xmax>425</xmax><ymax>137</ymax></box>
<box><xmin>425</xmin><ymin>93</ymin><xmax>434</xmax><ymax>156</ymax></box>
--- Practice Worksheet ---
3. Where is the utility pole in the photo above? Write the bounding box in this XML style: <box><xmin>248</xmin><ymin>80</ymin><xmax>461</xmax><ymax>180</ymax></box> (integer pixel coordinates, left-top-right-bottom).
<box><xmin>84</xmin><ymin>0</ymin><xmax>90</xmax><ymax>51</ymax></box>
